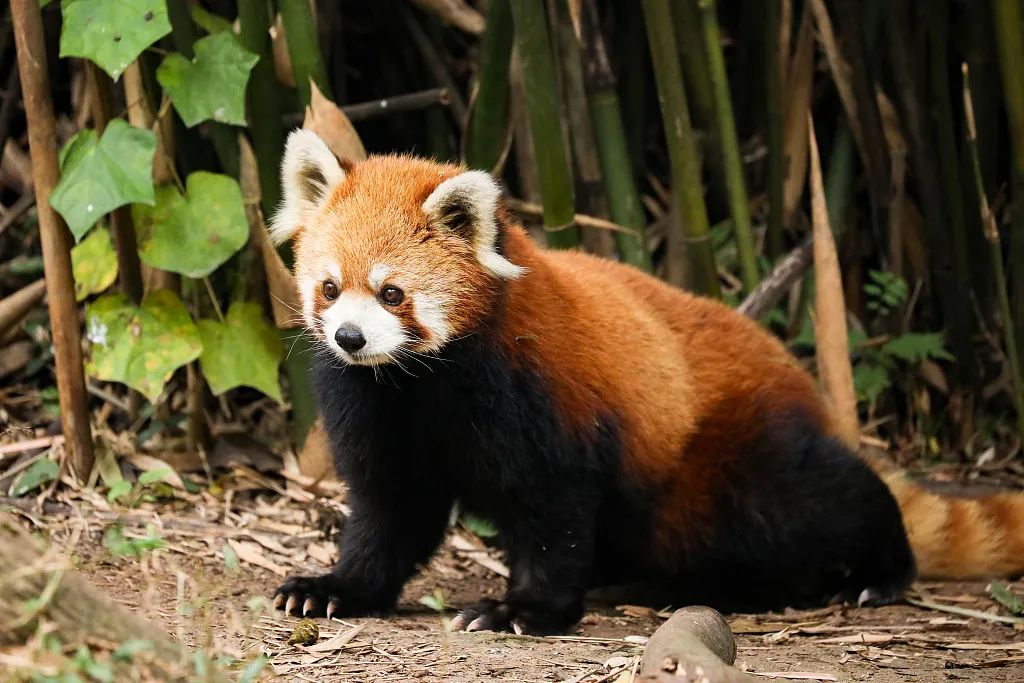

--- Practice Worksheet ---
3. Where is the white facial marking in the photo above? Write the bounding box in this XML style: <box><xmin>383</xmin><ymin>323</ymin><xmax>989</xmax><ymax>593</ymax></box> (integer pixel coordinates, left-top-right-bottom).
<box><xmin>321</xmin><ymin>292</ymin><xmax>406</xmax><ymax>364</ymax></box>
<box><xmin>412</xmin><ymin>293</ymin><xmax>452</xmax><ymax>351</ymax></box>
<box><xmin>298</xmin><ymin>275</ymin><xmax>317</xmax><ymax>324</ymax></box>
<box><xmin>368</xmin><ymin>264</ymin><xmax>391</xmax><ymax>291</ymax></box>
<box><xmin>326</xmin><ymin>261</ymin><xmax>342</xmax><ymax>283</ymax></box>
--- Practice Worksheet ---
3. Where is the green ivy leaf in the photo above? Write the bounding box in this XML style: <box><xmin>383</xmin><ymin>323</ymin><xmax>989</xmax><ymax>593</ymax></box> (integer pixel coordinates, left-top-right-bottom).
<box><xmin>59</xmin><ymin>0</ymin><xmax>171</xmax><ymax>79</ymax></box>
<box><xmin>51</xmin><ymin>120</ymin><xmax>156</xmax><ymax>241</ymax></box>
<box><xmin>85</xmin><ymin>289</ymin><xmax>202</xmax><ymax>401</ymax></box>
<box><xmin>853</xmin><ymin>362</ymin><xmax>891</xmax><ymax>406</ymax></box>
<box><xmin>156</xmin><ymin>32</ymin><xmax>258</xmax><ymax>127</ymax></box>
<box><xmin>71</xmin><ymin>225</ymin><xmax>119</xmax><ymax>301</ymax></box>
<box><xmin>134</xmin><ymin>173</ymin><xmax>248</xmax><ymax>278</ymax></box>
<box><xmin>882</xmin><ymin>332</ymin><xmax>954</xmax><ymax>363</ymax></box>
<box><xmin>9</xmin><ymin>458</ymin><xmax>59</xmax><ymax>497</ymax></box>
<box><xmin>196</xmin><ymin>302</ymin><xmax>283</xmax><ymax>402</ymax></box>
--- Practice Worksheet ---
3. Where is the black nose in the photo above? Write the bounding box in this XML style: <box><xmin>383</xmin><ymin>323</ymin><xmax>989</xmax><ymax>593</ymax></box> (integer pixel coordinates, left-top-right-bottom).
<box><xmin>334</xmin><ymin>324</ymin><xmax>366</xmax><ymax>353</ymax></box>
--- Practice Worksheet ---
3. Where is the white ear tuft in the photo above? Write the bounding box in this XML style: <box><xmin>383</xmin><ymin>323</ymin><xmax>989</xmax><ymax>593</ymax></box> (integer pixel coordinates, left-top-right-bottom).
<box><xmin>268</xmin><ymin>129</ymin><xmax>346</xmax><ymax>245</ymax></box>
<box><xmin>422</xmin><ymin>171</ymin><xmax>526</xmax><ymax>280</ymax></box>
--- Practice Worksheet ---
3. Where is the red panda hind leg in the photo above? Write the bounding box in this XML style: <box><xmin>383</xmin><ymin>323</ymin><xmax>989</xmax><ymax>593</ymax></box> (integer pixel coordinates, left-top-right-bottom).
<box><xmin>639</xmin><ymin>407</ymin><xmax>917</xmax><ymax>613</ymax></box>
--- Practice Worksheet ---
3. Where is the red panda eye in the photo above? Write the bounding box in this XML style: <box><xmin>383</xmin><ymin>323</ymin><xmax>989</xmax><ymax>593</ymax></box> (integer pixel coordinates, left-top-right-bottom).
<box><xmin>322</xmin><ymin>281</ymin><xmax>338</xmax><ymax>300</ymax></box>
<box><xmin>381</xmin><ymin>285</ymin><xmax>404</xmax><ymax>306</ymax></box>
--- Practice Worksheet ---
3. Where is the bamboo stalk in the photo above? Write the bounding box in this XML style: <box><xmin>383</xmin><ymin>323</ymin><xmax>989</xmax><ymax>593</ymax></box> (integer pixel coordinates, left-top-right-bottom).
<box><xmin>11</xmin><ymin>0</ymin><xmax>94</xmax><ymax>480</ymax></box>
<box><xmin>579</xmin><ymin>0</ymin><xmax>649</xmax><ymax>270</ymax></box>
<box><xmin>642</xmin><ymin>0</ymin><xmax>720</xmax><ymax>296</ymax></box>
<box><xmin>279</xmin><ymin>0</ymin><xmax>331</xmax><ymax>107</ymax></box>
<box><xmin>85</xmin><ymin>64</ymin><xmax>144</xmax><ymax>305</ymax></box>
<box><xmin>927</xmin><ymin>2</ymin><xmax>974</xmax><ymax>386</ymax></box>
<box><xmin>698</xmin><ymin>0</ymin><xmax>757</xmax><ymax>292</ymax></box>
<box><xmin>401</xmin><ymin>5</ymin><xmax>469</xmax><ymax>128</ymax></box>
<box><xmin>552</xmin><ymin>0</ymin><xmax>614</xmax><ymax>259</ymax></box>
<box><xmin>991</xmin><ymin>0</ymin><xmax>1024</xmax><ymax>378</ymax></box>
<box><xmin>509</xmin><ymin>0</ymin><xmax>579</xmax><ymax>249</ymax></box>
<box><xmin>464</xmin><ymin>0</ymin><xmax>514</xmax><ymax>172</ymax></box>
<box><xmin>963</xmin><ymin>64</ymin><xmax>1024</xmax><ymax>443</ymax></box>
<box><xmin>764</xmin><ymin>0</ymin><xmax>784</xmax><ymax>261</ymax></box>
<box><xmin>238</xmin><ymin>0</ymin><xmax>284</xmax><ymax>214</ymax></box>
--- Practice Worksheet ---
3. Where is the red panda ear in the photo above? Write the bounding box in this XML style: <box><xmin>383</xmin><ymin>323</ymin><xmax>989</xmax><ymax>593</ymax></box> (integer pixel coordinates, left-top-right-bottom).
<box><xmin>269</xmin><ymin>129</ymin><xmax>346</xmax><ymax>245</ymax></box>
<box><xmin>421</xmin><ymin>171</ymin><xmax>526</xmax><ymax>280</ymax></box>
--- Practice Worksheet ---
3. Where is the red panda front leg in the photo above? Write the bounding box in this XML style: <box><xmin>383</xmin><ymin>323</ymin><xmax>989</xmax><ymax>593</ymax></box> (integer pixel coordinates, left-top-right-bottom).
<box><xmin>450</xmin><ymin>493</ymin><xmax>598</xmax><ymax>635</ymax></box>
<box><xmin>275</xmin><ymin>486</ymin><xmax>454</xmax><ymax>619</ymax></box>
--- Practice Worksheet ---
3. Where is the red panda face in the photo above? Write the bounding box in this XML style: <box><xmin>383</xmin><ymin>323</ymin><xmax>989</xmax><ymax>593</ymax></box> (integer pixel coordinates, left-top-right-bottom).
<box><xmin>270</xmin><ymin>131</ymin><xmax>525</xmax><ymax>367</ymax></box>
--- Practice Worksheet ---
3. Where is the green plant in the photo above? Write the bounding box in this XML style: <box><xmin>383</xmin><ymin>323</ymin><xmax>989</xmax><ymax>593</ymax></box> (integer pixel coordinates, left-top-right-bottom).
<box><xmin>864</xmin><ymin>270</ymin><xmax>909</xmax><ymax>318</ymax></box>
<box><xmin>102</xmin><ymin>523</ymin><xmax>165</xmax><ymax>559</ymax></box>
<box><xmin>51</xmin><ymin>0</ymin><xmax>285</xmax><ymax>417</ymax></box>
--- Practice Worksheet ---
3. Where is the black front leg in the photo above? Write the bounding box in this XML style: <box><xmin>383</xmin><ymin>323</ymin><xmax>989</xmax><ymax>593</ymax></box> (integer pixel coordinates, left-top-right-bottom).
<box><xmin>276</xmin><ymin>483</ymin><xmax>453</xmax><ymax>619</ymax></box>
<box><xmin>451</xmin><ymin>488</ymin><xmax>598</xmax><ymax>635</ymax></box>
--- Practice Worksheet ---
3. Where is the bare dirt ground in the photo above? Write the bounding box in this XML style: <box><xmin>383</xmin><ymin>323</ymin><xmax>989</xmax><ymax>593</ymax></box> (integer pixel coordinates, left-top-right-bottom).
<box><xmin>10</xmin><ymin>492</ymin><xmax>1024</xmax><ymax>683</ymax></box>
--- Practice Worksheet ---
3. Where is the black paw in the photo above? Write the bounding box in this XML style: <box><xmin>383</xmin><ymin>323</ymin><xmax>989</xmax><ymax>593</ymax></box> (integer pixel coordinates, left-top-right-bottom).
<box><xmin>449</xmin><ymin>599</ymin><xmax>579</xmax><ymax>636</ymax></box>
<box><xmin>274</xmin><ymin>574</ymin><xmax>345</xmax><ymax>620</ymax></box>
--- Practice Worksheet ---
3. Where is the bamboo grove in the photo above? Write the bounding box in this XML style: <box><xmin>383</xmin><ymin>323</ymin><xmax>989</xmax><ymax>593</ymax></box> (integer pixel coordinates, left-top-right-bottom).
<box><xmin>3</xmin><ymin>0</ymin><xmax>1024</xmax><ymax>477</ymax></box>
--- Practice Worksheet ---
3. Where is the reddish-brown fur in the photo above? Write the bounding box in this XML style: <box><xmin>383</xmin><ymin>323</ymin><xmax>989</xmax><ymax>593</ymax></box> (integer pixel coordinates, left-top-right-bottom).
<box><xmin>294</xmin><ymin>155</ymin><xmax>1024</xmax><ymax>581</ymax></box>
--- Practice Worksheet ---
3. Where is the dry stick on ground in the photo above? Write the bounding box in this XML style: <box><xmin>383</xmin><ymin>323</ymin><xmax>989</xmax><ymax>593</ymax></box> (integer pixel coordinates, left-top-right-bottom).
<box><xmin>0</xmin><ymin>514</ymin><xmax>232</xmax><ymax>681</ymax></box>
<box><xmin>0</xmin><ymin>192</ymin><xmax>36</xmax><ymax>238</ymax></box>
<box><xmin>639</xmin><ymin>606</ymin><xmax>755</xmax><ymax>683</ymax></box>
<box><xmin>11</xmin><ymin>0</ymin><xmax>94</xmax><ymax>480</ymax></box>
<box><xmin>808</xmin><ymin>115</ymin><xmax>859</xmax><ymax>449</ymax></box>
<box><xmin>0</xmin><ymin>278</ymin><xmax>45</xmax><ymax>338</ymax></box>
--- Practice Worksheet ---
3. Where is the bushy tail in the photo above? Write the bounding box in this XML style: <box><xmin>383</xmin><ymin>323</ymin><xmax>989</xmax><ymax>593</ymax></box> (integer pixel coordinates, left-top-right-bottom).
<box><xmin>880</xmin><ymin>470</ymin><xmax>1024</xmax><ymax>579</ymax></box>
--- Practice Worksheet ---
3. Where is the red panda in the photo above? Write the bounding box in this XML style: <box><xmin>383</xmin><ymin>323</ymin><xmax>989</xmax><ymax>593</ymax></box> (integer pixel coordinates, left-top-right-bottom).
<box><xmin>270</xmin><ymin>129</ymin><xmax>1024</xmax><ymax>635</ymax></box>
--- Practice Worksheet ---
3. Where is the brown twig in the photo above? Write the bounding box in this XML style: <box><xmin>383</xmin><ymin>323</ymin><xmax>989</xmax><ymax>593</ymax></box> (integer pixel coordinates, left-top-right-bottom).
<box><xmin>409</xmin><ymin>0</ymin><xmax>485</xmax><ymax>35</ymax></box>
<box><xmin>0</xmin><ymin>192</ymin><xmax>36</xmax><ymax>238</ymax></box>
<box><xmin>85</xmin><ymin>64</ymin><xmax>144</xmax><ymax>305</ymax></box>
<box><xmin>11</xmin><ymin>0</ymin><xmax>94</xmax><ymax>480</ymax></box>
<box><xmin>737</xmin><ymin>236</ymin><xmax>813</xmax><ymax>319</ymax></box>
<box><xmin>283</xmin><ymin>87</ymin><xmax>452</xmax><ymax>127</ymax></box>
<box><xmin>505</xmin><ymin>197</ymin><xmax>638</xmax><ymax>236</ymax></box>
<box><xmin>0</xmin><ymin>278</ymin><xmax>45</xmax><ymax>338</ymax></box>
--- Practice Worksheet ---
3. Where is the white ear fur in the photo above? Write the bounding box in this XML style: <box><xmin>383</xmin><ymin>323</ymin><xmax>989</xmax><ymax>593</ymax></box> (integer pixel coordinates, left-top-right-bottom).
<box><xmin>268</xmin><ymin>129</ymin><xmax>346</xmax><ymax>245</ymax></box>
<box><xmin>421</xmin><ymin>171</ymin><xmax>526</xmax><ymax>280</ymax></box>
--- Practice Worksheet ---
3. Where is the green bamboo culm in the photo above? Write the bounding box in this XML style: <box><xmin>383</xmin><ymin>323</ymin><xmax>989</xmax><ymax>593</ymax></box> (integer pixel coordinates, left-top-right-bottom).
<box><xmin>698</xmin><ymin>0</ymin><xmax>757</xmax><ymax>292</ymax></box>
<box><xmin>238</xmin><ymin>0</ymin><xmax>284</xmax><ymax>214</ymax></box>
<box><xmin>579</xmin><ymin>0</ymin><xmax>649</xmax><ymax>270</ymax></box>
<box><xmin>963</xmin><ymin>64</ymin><xmax>1024</xmax><ymax>443</ymax></box>
<box><xmin>991</xmin><ymin>0</ymin><xmax>1024</xmax><ymax>377</ymax></box>
<box><xmin>764</xmin><ymin>0</ymin><xmax>784</xmax><ymax>261</ymax></box>
<box><xmin>642</xmin><ymin>0</ymin><xmax>720</xmax><ymax>296</ymax></box>
<box><xmin>279</xmin><ymin>0</ymin><xmax>332</xmax><ymax>107</ymax></box>
<box><xmin>509</xmin><ymin>0</ymin><xmax>580</xmax><ymax>248</ymax></box>
<box><xmin>464</xmin><ymin>0</ymin><xmax>514</xmax><ymax>172</ymax></box>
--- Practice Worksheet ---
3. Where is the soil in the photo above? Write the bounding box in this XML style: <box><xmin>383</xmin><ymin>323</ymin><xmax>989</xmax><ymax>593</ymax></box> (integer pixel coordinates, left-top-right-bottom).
<box><xmin>18</xmin><ymin>496</ymin><xmax>1024</xmax><ymax>683</ymax></box>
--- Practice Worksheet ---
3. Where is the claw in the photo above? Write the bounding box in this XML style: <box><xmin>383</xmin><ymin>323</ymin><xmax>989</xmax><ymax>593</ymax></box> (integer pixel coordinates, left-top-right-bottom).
<box><xmin>302</xmin><ymin>597</ymin><xmax>316</xmax><ymax>616</ymax></box>
<box><xmin>449</xmin><ymin>612</ymin><xmax>468</xmax><ymax>631</ymax></box>
<box><xmin>857</xmin><ymin>588</ymin><xmax>878</xmax><ymax>607</ymax></box>
<box><xmin>285</xmin><ymin>594</ymin><xmax>299</xmax><ymax>615</ymax></box>
<box><xmin>273</xmin><ymin>594</ymin><xmax>285</xmax><ymax>609</ymax></box>
<box><xmin>511</xmin><ymin>619</ymin><xmax>524</xmax><ymax>636</ymax></box>
<box><xmin>466</xmin><ymin>616</ymin><xmax>487</xmax><ymax>632</ymax></box>
<box><xmin>326</xmin><ymin>599</ymin><xmax>338</xmax><ymax>621</ymax></box>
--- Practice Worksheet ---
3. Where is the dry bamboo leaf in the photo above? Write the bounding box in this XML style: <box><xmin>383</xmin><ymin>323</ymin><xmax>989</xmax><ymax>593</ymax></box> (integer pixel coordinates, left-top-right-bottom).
<box><xmin>305</xmin><ymin>624</ymin><xmax>364</xmax><ymax>652</ymax></box>
<box><xmin>238</xmin><ymin>135</ymin><xmax>301</xmax><ymax>329</ymax></box>
<box><xmin>297</xmin><ymin>419</ymin><xmax>336</xmax><ymax>481</ymax></box>
<box><xmin>303</xmin><ymin>80</ymin><xmax>367</xmax><ymax>162</ymax></box>
<box><xmin>782</xmin><ymin>6</ymin><xmax>814</xmax><ymax>223</ymax></box>
<box><xmin>126</xmin><ymin>454</ymin><xmax>187</xmax><ymax>489</ymax></box>
<box><xmin>227</xmin><ymin>539</ymin><xmax>288</xmax><ymax>576</ymax></box>
<box><xmin>808</xmin><ymin>116</ymin><xmax>859</xmax><ymax>449</ymax></box>
<box><xmin>270</xmin><ymin>14</ymin><xmax>295</xmax><ymax>88</ymax></box>
<box><xmin>410</xmin><ymin>0</ymin><xmax>485</xmax><ymax>35</ymax></box>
